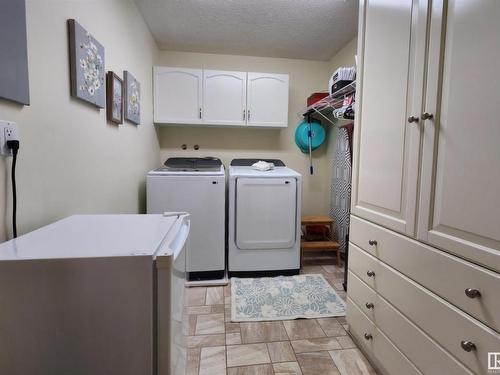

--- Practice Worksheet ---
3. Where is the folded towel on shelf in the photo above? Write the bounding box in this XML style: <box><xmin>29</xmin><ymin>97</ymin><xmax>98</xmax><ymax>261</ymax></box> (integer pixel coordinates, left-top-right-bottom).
<box><xmin>252</xmin><ymin>160</ymin><xmax>275</xmax><ymax>171</ymax></box>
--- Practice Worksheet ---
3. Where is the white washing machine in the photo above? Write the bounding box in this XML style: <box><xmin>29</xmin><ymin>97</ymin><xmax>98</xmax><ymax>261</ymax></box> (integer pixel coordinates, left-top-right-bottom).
<box><xmin>228</xmin><ymin>159</ymin><xmax>301</xmax><ymax>277</ymax></box>
<box><xmin>147</xmin><ymin>157</ymin><xmax>225</xmax><ymax>281</ymax></box>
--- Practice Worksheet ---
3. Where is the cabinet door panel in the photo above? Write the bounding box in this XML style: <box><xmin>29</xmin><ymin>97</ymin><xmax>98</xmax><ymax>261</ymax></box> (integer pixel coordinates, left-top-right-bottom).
<box><xmin>247</xmin><ymin>72</ymin><xmax>289</xmax><ymax>127</ymax></box>
<box><xmin>418</xmin><ymin>0</ymin><xmax>500</xmax><ymax>272</ymax></box>
<box><xmin>154</xmin><ymin>67</ymin><xmax>202</xmax><ymax>124</ymax></box>
<box><xmin>351</xmin><ymin>0</ymin><xmax>427</xmax><ymax>236</ymax></box>
<box><xmin>203</xmin><ymin>70</ymin><xmax>246</xmax><ymax>126</ymax></box>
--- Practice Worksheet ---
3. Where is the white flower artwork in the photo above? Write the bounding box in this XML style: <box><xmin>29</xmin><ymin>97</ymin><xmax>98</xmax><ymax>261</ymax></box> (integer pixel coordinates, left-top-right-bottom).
<box><xmin>124</xmin><ymin>71</ymin><xmax>141</xmax><ymax>125</ymax></box>
<box><xmin>106</xmin><ymin>71</ymin><xmax>123</xmax><ymax>124</ymax></box>
<box><xmin>68</xmin><ymin>19</ymin><xmax>105</xmax><ymax>108</ymax></box>
<box><xmin>112</xmin><ymin>80</ymin><xmax>122</xmax><ymax>119</ymax></box>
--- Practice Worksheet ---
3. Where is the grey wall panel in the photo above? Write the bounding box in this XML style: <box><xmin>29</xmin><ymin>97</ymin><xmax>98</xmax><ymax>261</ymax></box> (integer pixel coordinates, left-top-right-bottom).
<box><xmin>0</xmin><ymin>0</ymin><xmax>30</xmax><ymax>105</ymax></box>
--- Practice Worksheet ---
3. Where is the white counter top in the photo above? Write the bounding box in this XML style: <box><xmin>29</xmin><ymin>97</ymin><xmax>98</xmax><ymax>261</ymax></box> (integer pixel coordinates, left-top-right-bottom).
<box><xmin>0</xmin><ymin>214</ymin><xmax>180</xmax><ymax>260</ymax></box>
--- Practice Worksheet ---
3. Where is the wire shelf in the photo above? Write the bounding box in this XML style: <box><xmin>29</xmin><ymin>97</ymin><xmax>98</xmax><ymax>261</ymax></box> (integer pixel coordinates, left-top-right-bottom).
<box><xmin>300</xmin><ymin>81</ymin><xmax>356</xmax><ymax>125</ymax></box>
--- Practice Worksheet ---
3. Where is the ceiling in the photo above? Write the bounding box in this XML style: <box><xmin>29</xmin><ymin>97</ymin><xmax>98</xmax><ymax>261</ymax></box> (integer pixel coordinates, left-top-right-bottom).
<box><xmin>134</xmin><ymin>0</ymin><xmax>358</xmax><ymax>61</ymax></box>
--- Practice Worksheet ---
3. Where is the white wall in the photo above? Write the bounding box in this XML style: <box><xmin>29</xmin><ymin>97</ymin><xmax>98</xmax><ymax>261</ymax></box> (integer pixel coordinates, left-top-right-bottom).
<box><xmin>0</xmin><ymin>0</ymin><xmax>160</xmax><ymax>241</ymax></box>
<box><xmin>329</xmin><ymin>37</ymin><xmax>358</xmax><ymax>76</ymax></box>
<box><xmin>155</xmin><ymin>51</ymin><xmax>334</xmax><ymax>215</ymax></box>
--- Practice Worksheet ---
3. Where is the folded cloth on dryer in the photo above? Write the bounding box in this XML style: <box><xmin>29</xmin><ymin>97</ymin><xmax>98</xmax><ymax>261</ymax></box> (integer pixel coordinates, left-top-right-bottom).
<box><xmin>252</xmin><ymin>160</ymin><xmax>275</xmax><ymax>171</ymax></box>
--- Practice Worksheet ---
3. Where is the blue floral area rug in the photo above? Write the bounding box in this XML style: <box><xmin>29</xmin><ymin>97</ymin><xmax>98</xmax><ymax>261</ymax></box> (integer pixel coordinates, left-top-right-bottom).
<box><xmin>231</xmin><ymin>274</ymin><xmax>346</xmax><ymax>322</ymax></box>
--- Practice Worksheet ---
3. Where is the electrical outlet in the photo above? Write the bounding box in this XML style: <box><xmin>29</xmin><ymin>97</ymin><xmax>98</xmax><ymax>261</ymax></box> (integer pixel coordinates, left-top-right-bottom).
<box><xmin>0</xmin><ymin>120</ymin><xmax>19</xmax><ymax>156</ymax></box>
<box><xmin>5</xmin><ymin>126</ymin><xmax>18</xmax><ymax>141</ymax></box>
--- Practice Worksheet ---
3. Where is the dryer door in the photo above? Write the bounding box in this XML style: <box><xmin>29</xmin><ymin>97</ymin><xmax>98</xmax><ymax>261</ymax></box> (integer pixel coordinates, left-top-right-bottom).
<box><xmin>236</xmin><ymin>177</ymin><xmax>297</xmax><ymax>250</ymax></box>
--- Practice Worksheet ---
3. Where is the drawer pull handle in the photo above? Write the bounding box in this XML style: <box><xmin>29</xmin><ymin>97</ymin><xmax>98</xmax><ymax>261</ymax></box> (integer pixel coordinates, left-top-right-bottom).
<box><xmin>368</xmin><ymin>240</ymin><xmax>377</xmax><ymax>246</ymax></box>
<box><xmin>460</xmin><ymin>341</ymin><xmax>476</xmax><ymax>352</ymax></box>
<box><xmin>364</xmin><ymin>333</ymin><xmax>373</xmax><ymax>340</ymax></box>
<box><xmin>365</xmin><ymin>302</ymin><xmax>374</xmax><ymax>309</ymax></box>
<box><xmin>366</xmin><ymin>270</ymin><xmax>375</xmax><ymax>277</ymax></box>
<box><xmin>465</xmin><ymin>288</ymin><xmax>481</xmax><ymax>299</ymax></box>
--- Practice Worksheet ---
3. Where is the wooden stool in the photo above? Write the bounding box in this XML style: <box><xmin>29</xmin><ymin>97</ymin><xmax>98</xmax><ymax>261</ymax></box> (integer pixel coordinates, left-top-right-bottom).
<box><xmin>301</xmin><ymin>215</ymin><xmax>340</xmax><ymax>268</ymax></box>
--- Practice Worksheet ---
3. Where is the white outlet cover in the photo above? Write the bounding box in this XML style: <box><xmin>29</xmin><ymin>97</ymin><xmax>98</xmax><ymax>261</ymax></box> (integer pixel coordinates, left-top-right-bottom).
<box><xmin>0</xmin><ymin>120</ymin><xmax>18</xmax><ymax>156</ymax></box>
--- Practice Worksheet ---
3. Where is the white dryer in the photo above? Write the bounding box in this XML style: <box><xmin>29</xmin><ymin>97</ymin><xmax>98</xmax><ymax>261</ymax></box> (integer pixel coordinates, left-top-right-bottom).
<box><xmin>147</xmin><ymin>157</ymin><xmax>225</xmax><ymax>281</ymax></box>
<box><xmin>228</xmin><ymin>159</ymin><xmax>301</xmax><ymax>277</ymax></box>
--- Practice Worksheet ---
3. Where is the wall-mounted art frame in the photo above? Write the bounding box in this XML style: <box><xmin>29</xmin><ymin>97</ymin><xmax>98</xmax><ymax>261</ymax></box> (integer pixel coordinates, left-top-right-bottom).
<box><xmin>106</xmin><ymin>71</ymin><xmax>123</xmax><ymax>124</ymax></box>
<box><xmin>124</xmin><ymin>71</ymin><xmax>141</xmax><ymax>125</ymax></box>
<box><xmin>0</xmin><ymin>0</ymin><xmax>30</xmax><ymax>105</ymax></box>
<box><xmin>68</xmin><ymin>19</ymin><xmax>105</xmax><ymax>108</ymax></box>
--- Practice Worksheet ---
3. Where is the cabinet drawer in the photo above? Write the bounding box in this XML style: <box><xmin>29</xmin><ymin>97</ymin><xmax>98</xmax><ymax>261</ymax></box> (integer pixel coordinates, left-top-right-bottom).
<box><xmin>348</xmin><ymin>271</ymin><xmax>472</xmax><ymax>375</ymax></box>
<box><xmin>350</xmin><ymin>215</ymin><xmax>500</xmax><ymax>332</ymax></box>
<box><xmin>347</xmin><ymin>298</ymin><xmax>421</xmax><ymax>375</ymax></box>
<box><xmin>349</xmin><ymin>244</ymin><xmax>500</xmax><ymax>374</ymax></box>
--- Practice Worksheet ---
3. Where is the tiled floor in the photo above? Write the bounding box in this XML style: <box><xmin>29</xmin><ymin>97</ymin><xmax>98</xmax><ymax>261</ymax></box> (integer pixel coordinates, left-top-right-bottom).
<box><xmin>185</xmin><ymin>261</ymin><xmax>378</xmax><ymax>375</ymax></box>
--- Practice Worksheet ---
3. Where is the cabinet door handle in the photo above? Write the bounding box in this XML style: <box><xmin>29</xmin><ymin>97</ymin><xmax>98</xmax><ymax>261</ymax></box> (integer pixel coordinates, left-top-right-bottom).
<box><xmin>248</xmin><ymin>109</ymin><xmax>251</xmax><ymax>121</ymax></box>
<box><xmin>243</xmin><ymin>110</ymin><xmax>246</xmax><ymax>121</ymax></box>
<box><xmin>421</xmin><ymin>112</ymin><xmax>434</xmax><ymax>120</ymax></box>
<box><xmin>368</xmin><ymin>240</ymin><xmax>377</xmax><ymax>246</ymax></box>
<box><xmin>366</xmin><ymin>270</ymin><xmax>375</xmax><ymax>277</ymax></box>
<box><xmin>408</xmin><ymin>115</ymin><xmax>419</xmax><ymax>123</ymax></box>
<box><xmin>365</xmin><ymin>302</ymin><xmax>374</xmax><ymax>309</ymax></box>
<box><xmin>364</xmin><ymin>333</ymin><xmax>373</xmax><ymax>340</ymax></box>
<box><xmin>465</xmin><ymin>288</ymin><xmax>481</xmax><ymax>299</ymax></box>
<box><xmin>460</xmin><ymin>341</ymin><xmax>476</xmax><ymax>352</ymax></box>
<box><xmin>199</xmin><ymin>108</ymin><xmax>202</xmax><ymax>119</ymax></box>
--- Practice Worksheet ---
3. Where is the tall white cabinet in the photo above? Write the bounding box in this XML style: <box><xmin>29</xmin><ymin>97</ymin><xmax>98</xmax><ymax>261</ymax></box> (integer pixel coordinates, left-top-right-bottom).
<box><xmin>348</xmin><ymin>1</ymin><xmax>500</xmax><ymax>374</ymax></box>
<box><xmin>154</xmin><ymin>68</ymin><xmax>289</xmax><ymax>128</ymax></box>
<box><xmin>417</xmin><ymin>0</ymin><xmax>500</xmax><ymax>272</ymax></box>
<box><xmin>351</xmin><ymin>0</ymin><xmax>426</xmax><ymax>237</ymax></box>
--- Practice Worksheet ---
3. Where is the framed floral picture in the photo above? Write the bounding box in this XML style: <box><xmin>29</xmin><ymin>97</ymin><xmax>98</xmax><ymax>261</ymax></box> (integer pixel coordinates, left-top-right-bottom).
<box><xmin>106</xmin><ymin>72</ymin><xmax>123</xmax><ymax>124</ymax></box>
<box><xmin>124</xmin><ymin>71</ymin><xmax>140</xmax><ymax>125</ymax></box>
<box><xmin>68</xmin><ymin>19</ymin><xmax>105</xmax><ymax>108</ymax></box>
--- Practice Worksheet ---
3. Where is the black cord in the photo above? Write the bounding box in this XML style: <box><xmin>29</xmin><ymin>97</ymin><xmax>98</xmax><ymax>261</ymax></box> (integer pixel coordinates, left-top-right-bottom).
<box><xmin>11</xmin><ymin>152</ymin><xmax>17</xmax><ymax>238</ymax></box>
<box><xmin>7</xmin><ymin>140</ymin><xmax>20</xmax><ymax>239</ymax></box>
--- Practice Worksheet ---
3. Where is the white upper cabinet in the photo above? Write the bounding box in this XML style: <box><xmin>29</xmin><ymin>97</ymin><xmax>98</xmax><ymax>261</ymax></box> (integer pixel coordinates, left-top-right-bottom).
<box><xmin>417</xmin><ymin>0</ymin><xmax>500</xmax><ymax>271</ymax></box>
<box><xmin>153</xmin><ymin>67</ymin><xmax>289</xmax><ymax>128</ymax></box>
<box><xmin>351</xmin><ymin>0</ymin><xmax>428</xmax><ymax>236</ymax></box>
<box><xmin>247</xmin><ymin>73</ymin><xmax>289</xmax><ymax>127</ymax></box>
<box><xmin>154</xmin><ymin>67</ymin><xmax>202</xmax><ymax>124</ymax></box>
<box><xmin>203</xmin><ymin>70</ymin><xmax>247</xmax><ymax>126</ymax></box>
